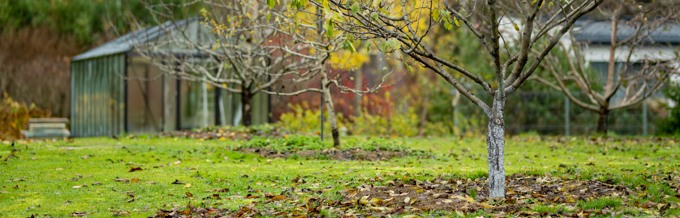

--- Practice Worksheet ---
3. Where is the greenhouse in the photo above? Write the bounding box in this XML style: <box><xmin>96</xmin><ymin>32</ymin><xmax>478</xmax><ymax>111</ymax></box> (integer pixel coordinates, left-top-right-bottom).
<box><xmin>70</xmin><ymin>19</ymin><xmax>269</xmax><ymax>137</ymax></box>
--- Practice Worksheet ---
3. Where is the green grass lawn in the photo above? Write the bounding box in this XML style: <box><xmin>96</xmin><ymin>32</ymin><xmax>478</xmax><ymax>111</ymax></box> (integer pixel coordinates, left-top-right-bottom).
<box><xmin>0</xmin><ymin>135</ymin><xmax>678</xmax><ymax>217</ymax></box>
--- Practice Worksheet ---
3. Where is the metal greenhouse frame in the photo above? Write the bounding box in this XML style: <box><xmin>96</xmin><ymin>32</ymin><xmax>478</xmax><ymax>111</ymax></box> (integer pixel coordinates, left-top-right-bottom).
<box><xmin>70</xmin><ymin>19</ymin><xmax>270</xmax><ymax>137</ymax></box>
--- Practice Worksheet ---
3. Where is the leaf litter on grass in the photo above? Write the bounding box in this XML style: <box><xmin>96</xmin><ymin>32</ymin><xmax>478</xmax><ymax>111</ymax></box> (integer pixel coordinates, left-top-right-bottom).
<box><xmin>235</xmin><ymin>147</ymin><xmax>413</xmax><ymax>161</ymax></box>
<box><xmin>153</xmin><ymin>127</ymin><xmax>430</xmax><ymax>161</ymax></box>
<box><xmin>161</xmin><ymin>125</ymin><xmax>286</xmax><ymax>141</ymax></box>
<box><xmin>152</xmin><ymin>173</ymin><xmax>680</xmax><ymax>217</ymax></box>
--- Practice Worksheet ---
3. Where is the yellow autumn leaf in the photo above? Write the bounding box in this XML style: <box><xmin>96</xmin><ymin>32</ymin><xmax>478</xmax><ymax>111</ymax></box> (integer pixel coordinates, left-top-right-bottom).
<box><xmin>328</xmin><ymin>50</ymin><xmax>369</xmax><ymax>70</ymax></box>
<box><xmin>359</xmin><ymin>196</ymin><xmax>370</xmax><ymax>205</ymax></box>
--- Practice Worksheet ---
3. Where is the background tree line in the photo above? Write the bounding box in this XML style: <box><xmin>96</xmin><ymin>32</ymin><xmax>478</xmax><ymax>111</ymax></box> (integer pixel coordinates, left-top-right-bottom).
<box><xmin>0</xmin><ymin>0</ymin><xmax>195</xmax><ymax>117</ymax></box>
<box><xmin>0</xmin><ymin>0</ymin><xmax>677</xmax><ymax>139</ymax></box>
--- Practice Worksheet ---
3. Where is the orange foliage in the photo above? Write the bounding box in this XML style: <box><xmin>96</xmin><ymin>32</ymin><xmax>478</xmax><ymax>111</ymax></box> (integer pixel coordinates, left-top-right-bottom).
<box><xmin>0</xmin><ymin>94</ymin><xmax>52</xmax><ymax>140</ymax></box>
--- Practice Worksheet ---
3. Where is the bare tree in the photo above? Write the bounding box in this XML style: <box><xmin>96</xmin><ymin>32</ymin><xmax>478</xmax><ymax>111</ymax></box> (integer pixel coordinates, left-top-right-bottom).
<box><xmin>135</xmin><ymin>0</ymin><xmax>389</xmax><ymax>146</ymax></box>
<box><xmin>134</xmin><ymin>0</ymin><xmax>325</xmax><ymax>127</ymax></box>
<box><xmin>534</xmin><ymin>0</ymin><xmax>680</xmax><ymax>133</ymax></box>
<box><xmin>309</xmin><ymin>0</ymin><xmax>603</xmax><ymax>198</ymax></box>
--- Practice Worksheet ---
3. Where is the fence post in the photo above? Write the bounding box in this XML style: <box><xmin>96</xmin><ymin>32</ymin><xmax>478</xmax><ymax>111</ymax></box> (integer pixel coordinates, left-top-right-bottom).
<box><xmin>564</xmin><ymin>96</ymin><xmax>570</xmax><ymax>136</ymax></box>
<box><xmin>642</xmin><ymin>99</ymin><xmax>648</xmax><ymax>136</ymax></box>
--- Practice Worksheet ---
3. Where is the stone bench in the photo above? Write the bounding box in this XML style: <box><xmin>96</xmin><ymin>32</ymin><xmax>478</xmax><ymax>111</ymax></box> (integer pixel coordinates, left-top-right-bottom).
<box><xmin>21</xmin><ymin>118</ymin><xmax>71</xmax><ymax>138</ymax></box>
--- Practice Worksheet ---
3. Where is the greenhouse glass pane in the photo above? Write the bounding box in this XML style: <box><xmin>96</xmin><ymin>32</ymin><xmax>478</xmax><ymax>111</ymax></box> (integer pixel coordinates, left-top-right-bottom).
<box><xmin>180</xmin><ymin>80</ymin><xmax>215</xmax><ymax>129</ymax></box>
<box><xmin>126</xmin><ymin>59</ymin><xmax>163</xmax><ymax>133</ymax></box>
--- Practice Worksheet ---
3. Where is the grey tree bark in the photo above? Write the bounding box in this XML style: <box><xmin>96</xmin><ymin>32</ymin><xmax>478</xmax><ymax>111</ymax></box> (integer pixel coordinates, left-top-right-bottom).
<box><xmin>486</xmin><ymin>95</ymin><xmax>506</xmax><ymax>198</ymax></box>
<box><xmin>321</xmin><ymin>73</ymin><xmax>340</xmax><ymax>147</ymax></box>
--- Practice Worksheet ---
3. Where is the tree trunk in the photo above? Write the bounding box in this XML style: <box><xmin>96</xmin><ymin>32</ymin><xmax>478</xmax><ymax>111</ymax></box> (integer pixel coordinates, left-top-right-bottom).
<box><xmin>596</xmin><ymin>108</ymin><xmax>609</xmax><ymax>134</ymax></box>
<box><xmin>321</xmin><ymin>74</ymin><xmax>340</xmax><ymax>147</ymax></box>
<box><xmin>241</xmin><ymin>89</ymin><xmax>252</xmax><ymax>126</ymax></box>
<box><xmin>487</xmin><ymin>97</ymin><xmax>505</xmax><ymax>199</ymax></box>
<box><xmin>354</xmin><ymin>70</ymin><xmax>363</xmax><ymax>118</ymax></box>
<box><xmin>417</xmin><ymin>90</ymin><xmax>430</xmax><ymax>137</ymax></box>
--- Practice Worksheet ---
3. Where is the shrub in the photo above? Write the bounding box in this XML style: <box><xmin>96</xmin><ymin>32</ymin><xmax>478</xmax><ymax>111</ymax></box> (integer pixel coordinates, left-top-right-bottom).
<box><xmin>658</xmin><ymin>82</ymin><xmax>680</xmax><ymax>135</ymax></box>
<box><xmin>352</xmin><ymin>108</ymin><xmax>419</xmax><ymax>137</ymax></box>
<box><xmin>0</xmin><ymin>94</ymin><xmax>51</xmax><ymax>140</ymax></box>
<box><xmin>278</xmin><ymin>103</ymin><xmax>460</xmax><ymax>137</ymax></box>
<box><xmin>277</xmin><ymin>103</ymin><xmax>348</xmax><ymax>136</ymax></box>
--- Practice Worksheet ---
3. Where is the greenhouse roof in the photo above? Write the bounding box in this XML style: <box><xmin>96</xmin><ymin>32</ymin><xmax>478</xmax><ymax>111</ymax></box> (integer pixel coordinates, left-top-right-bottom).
<box><xmin>73</xmin><ymin>18</ymin><xmax>197</xmax><ymax>61</ymax></box>
<box><xmin>574</xmin><ymin>20</ymin><xmax>680</xmax><ymax>45</ymax></box>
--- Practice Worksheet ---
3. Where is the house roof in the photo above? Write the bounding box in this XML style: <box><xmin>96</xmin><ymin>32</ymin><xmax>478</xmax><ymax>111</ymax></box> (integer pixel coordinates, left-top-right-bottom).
<box><xmin>72</xmin><ymin>18</ymin><xmax>197</xmax><ymax>61</ymax></box>
<box><xmin>574</xmin><ymin>19</ymin><xmax>680</xmax><ymax>45</ymax></box>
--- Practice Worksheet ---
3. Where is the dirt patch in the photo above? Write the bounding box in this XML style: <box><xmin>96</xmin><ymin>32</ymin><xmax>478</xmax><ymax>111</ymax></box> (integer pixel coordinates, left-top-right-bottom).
<box><xmin>164</xmin><ymin>131</ymin><xmax>254</xmax><ymax>140</ymax></box>
<box><xmin>161</xmin><ymin>127</ymin><xmax>286</xmax><ymax>141</ymax></box>
<box><xmin>234</xmin><ymin>147</ymin><xmax>410</xmax><ymax>161</ymax></box>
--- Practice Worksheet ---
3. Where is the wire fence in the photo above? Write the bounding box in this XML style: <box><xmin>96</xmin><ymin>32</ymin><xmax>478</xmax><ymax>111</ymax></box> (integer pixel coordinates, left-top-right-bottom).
<box><xmin>463</xmin><ymin>91</ymin><xmax>657</xmax><ymax>136</ymax></box>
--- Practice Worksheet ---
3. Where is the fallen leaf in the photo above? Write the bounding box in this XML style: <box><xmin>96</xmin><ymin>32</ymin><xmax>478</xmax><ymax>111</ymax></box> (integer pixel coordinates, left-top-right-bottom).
<box><xmin>212</xmin><ymin>188</ymin><xmax>229</xmax><ymax>193</ymax></box>
<box><xmin>115</xmin><ymin>178</ymin><xmax>130</xmax><ymax>183</ymax></box>
<box><xmin>369</xmin><ymin>197</ymin><xmax>384</xmax><ymax>206</ymax></box>
<box><xmin>72</xmin><ymin>186</ymin><xmax>82</xmax><ymax>189</ymax></box>
<box><xmin>184</xmin><ymin>183</ymin><xmax>192</xmax><ymax>188</ymax></box>
<box><xmin>111</xmin><ymin>209</ymin><xmax>129</xmax><ymax>216</ymax></box>
<box><xmin>369</xmin><ymin>206</ymin><xmax>390</xmax><ymax>212</ymax></box>
<box><xmin>291</xmin><ymin>175</ymin><xmax>301</xmax><ymax>183</ymax></box>
<box><xmin>480</xmin><ymin>203</ymin><xmax>493</xmax><ymax>209</ymax></box>
<box><xmin>55</xmin><ymin>168</ymin><xmax>64</xmax><ymax>171</ymax></box>
<box><xmin>345</xmin><ymin>189</ymin><xmax>358</xmax><ymax>198</ymax></box>
<box><xmin>72</xmin><ymin>212</ymin><xmax>87</xmax><ymax>217</ymax></box>
<box><xmin>131</xmin><ymin>178</ymin><xmax>140</xmax><ymax>183</ymax></box>
<box><xmin>359</xmin><ymin>196</ymin><xmax>370</xmax><ymax>205</ymax></box>
<box><xmin>451</xmin><ymin>195</ymin><xmax>475</xmax><ymax>202</ymax></box>
<box><xmin>433</xmin><ymin>193</ymin><xmax>449</xmax><ymax>199</ymax></box>
<box><xmin>171</xmin><ymin>179</ymin><xmax>184</xmax><ymax>185</ymax></box>
<box><xmin>128</xmin><ymin>167</ymin><xmax>143</xmax><ymax>172</ymax></box>
<box><xmin>270</xmin><ymin>195</ymin><xmax>287</xmax><ymax>201</ymax></box>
